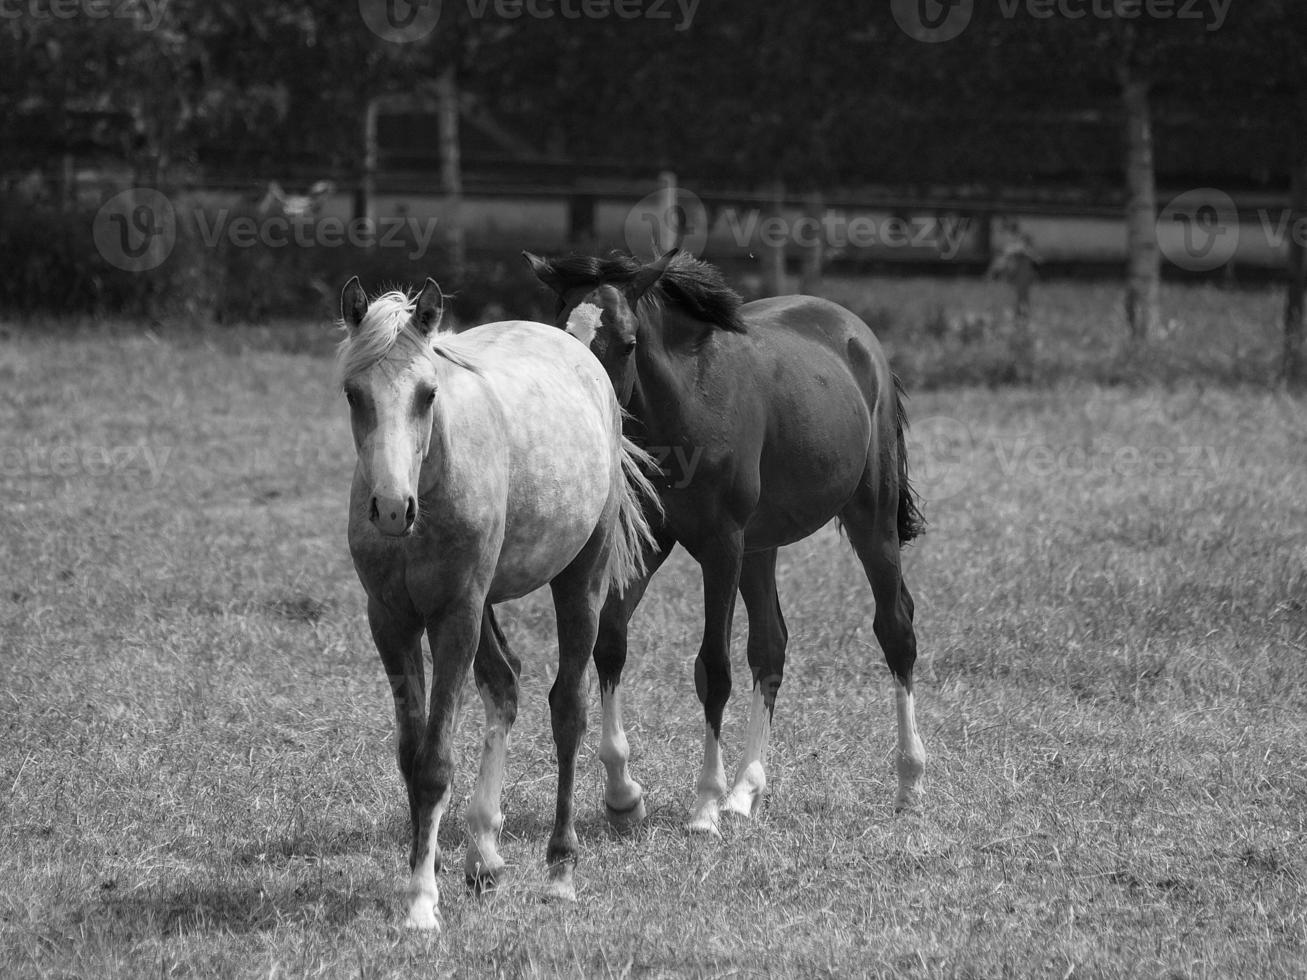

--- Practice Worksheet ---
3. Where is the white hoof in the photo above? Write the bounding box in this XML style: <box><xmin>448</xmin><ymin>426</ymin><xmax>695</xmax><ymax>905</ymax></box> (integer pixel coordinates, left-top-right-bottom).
<box><xmin>722</xmin><ymin>787</ymin><xmax>761</xmax><ymax>818</ymax></box>
<box><xmin>723</xmin><ymin>762</ymin><xmax>766</xmax><ymax>818</ymax></box>
<box><xmin>544</xmin><ymin>864</ymin><xmax>578</xmax><ymax>903</ymax></box>
<box><xmin>686</xmin><ymin>798</ymin><xmax>722</xmax><ymax>838</ymax></box>
<box><xmin>404</xmin><ymin>901</ymin><xmax>442</xmax><ymax>931</ymax></box>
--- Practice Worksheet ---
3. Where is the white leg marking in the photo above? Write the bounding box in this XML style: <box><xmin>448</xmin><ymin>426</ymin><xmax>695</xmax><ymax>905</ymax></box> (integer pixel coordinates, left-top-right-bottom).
<box><xmin>464</xmin><ymin>684</ymin><xmax>510</xmax><ymax>886</ymax></box>
<box><xmin>723</xmin><ymin>683</ymin><xmax>770</xmax><ymax>818</ymax></box>
<box><xmin>894</xmin><ymin>679</ymin><xmax>926</xmax><ymax>811</ymax></box>
<box><xmin>405</xmin><ymin>786</ymin><xmax>450</xmax><ymax>930</ymax></box>
<box><xmin>598</xmin><ymin>684</ymin><xmax>646</xmax><ymax>822</ymax></box>
<box><xmin>687</xmin><ymin>723</ymin><xmax>727</xmax><ymax>836</ymax></box>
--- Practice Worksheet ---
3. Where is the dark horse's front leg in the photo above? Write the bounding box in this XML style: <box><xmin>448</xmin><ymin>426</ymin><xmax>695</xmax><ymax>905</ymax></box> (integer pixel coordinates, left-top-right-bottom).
<box><xmin>592</xmin><ymin>530</ymin><xmax>675</xmax><ymax>828</ymax></box>
<box><xmin>404</xmin><ymin>600</ymin><xmax>483</xmax><ymax>931</ymax></box>
<box><xmin>687</xmin><ymin>531</ymin><xmax>745</xmax><ymax>836</ymax></box>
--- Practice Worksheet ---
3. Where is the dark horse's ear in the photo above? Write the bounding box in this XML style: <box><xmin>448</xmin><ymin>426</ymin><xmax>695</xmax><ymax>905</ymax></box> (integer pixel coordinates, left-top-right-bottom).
<box><xmin>522</xmin><ymin>251</ymin><xmax>559</xmax><ymax>293</ymax></box>
<box><xmin>340</xmin><ymin>276</ymin><xmax>367</xmax><ymax>332</ymax></box>
<box><xmin>629</xmin><ymin>248</ymin><xmax>677</xmax><ymax>303</ymax></box>
<box><xmin>413</xmin><ymin>278</ymin><xmax>444</xmax><ymax>336</ymax></box>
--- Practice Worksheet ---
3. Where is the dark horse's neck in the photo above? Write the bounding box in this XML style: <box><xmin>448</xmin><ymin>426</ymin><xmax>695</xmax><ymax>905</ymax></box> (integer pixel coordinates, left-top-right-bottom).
<box><xmin>626</xmin><ymin>307</ymin><xmax>716</xmax><ymax>448</ymax></box>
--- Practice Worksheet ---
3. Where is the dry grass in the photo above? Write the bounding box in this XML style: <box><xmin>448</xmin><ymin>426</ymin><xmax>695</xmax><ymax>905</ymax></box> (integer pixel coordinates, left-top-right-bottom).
<box><xmin>2</xmin><ymin>283</ymin><xmax>1306</xmax><ymax>978</ymax></box>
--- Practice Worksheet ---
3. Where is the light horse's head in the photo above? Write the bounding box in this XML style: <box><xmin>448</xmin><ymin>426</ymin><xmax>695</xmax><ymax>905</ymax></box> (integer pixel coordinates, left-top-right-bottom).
<box><xmin>337</xmin><ymin>277</ymin><xmax>447</xmax><ymax>537</ymax></box>
<box><xmin>524</xmin><ymin>250</ymin><xmax>676</xmax><ymax>407</ymax></box>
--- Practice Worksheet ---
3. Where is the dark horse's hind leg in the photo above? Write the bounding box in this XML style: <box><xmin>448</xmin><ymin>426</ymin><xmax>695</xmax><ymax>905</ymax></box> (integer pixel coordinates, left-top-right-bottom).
<box><xmin>839</xmin><ymin>488</ymin><xmax>926</xmax><ymax>811</ymax></box>
<box><xmin>464</xmin><ymin>605</ymin><xmax>522</xmax><ymax>891</ymax></box>
<box><xmin>722</xmin><ymin>548</ymin><xmax>788</xmax><ymax>818</ymax></box>
<box><xmin>592</xmin><ymin>530</ymin><xmax>675</xmax><ymax>827</ymax></box>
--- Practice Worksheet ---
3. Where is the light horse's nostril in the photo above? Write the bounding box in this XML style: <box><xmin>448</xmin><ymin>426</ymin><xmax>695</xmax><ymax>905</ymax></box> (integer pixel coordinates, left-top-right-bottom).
<box><xmin>369</xmin><ymin>494</ymin><xmax>417</xmax><ymax>534</ymax></box>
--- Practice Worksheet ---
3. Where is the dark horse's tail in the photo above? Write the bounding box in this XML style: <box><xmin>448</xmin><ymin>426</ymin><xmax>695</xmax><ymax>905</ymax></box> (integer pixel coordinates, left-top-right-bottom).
<box><xmin>894</xmin><ymin>374</ymin><xmax>926</xmax><ymax>545</ymax></box>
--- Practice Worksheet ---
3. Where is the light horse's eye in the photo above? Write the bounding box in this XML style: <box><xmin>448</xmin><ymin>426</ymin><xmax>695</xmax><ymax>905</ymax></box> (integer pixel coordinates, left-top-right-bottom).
<box><xmin>344</xmin><ymin>389</ymin><xmax>359</xmax><ymax>408</ymax></box>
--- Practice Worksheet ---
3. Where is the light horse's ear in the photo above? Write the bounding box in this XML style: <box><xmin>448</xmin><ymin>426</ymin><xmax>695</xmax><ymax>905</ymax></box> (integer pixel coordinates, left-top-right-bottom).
<box><xmin>629</xmin><ymin>248</ymin><xmax>677</xmax><ymax>303</ymax></box>
<box><xmin>413</xmin><ymin>278</ymin><xmax>444</xmax><ymax>336</ymax></box>
<box><xmin>340</xmin><ymin>276</ymin><xmax>367</xmax><ymax>332</ymax></box>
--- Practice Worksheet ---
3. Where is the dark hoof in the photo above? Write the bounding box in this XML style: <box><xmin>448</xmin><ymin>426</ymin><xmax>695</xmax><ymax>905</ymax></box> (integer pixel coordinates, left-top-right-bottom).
<box><xmin>605</xmin><ymin>795</ymin><xmax>648</xmax><ymax>831</ymax></box>
<box><xmin>464</xmin><ymin>853</ymin><xmax>504</xmax><ymax>896</ymax></box>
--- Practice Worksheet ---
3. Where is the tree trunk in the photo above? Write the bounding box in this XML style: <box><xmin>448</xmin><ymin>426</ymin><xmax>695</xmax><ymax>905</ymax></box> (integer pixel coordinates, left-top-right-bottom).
<box><xmin>761</xmin><ymin>179</ymin><xmax>786</xmax><ymax>296</ymax></box>
<box><xmin>798</xmin><ymin>191</ymin><xmax>824</xmax><ymax>295</ymax></box>
<box><xmin>1285</xmin><ymin>157</ymin><xmax>1307</xmax><ymax>390</ymax></box>
<box><xmin>1121</xmin><ymin>64</ymin><xmax>1159</xmax><ymax>341</ymax></box>
<box><xmin>436</xmin><ymin>66</ymin><xmax>464</xmax><ymax>273</ymax></box>
<box><xmin>357</xmin><ymin>96</ymin><xmax>379</xmax><ymax>234</ymax></box>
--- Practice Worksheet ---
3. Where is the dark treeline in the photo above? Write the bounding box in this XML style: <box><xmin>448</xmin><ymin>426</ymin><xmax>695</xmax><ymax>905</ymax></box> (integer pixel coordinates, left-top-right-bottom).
<box><xmin>2</xmin><ymin>0</ymin><xmax>1306</xmax><ymax>378</ymax></box>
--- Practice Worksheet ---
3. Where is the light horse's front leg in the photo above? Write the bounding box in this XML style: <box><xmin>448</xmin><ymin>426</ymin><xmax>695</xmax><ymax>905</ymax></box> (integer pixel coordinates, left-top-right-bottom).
<box><xmin>405</xmin><ymin>598</ymin><xmax>485</xmax><ymax>931</ymax></box>
<box><xmin>367</xmin><ymin>597</ymin><xmax>427</xmax><ymax>852</ymax></box>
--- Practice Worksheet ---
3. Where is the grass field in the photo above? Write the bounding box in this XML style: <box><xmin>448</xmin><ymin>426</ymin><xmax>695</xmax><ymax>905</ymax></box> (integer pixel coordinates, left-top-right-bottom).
<box><xmin>2</xmin><ymin>278</ymin><xmax>1306</xmax><ymax>978</ymax></box>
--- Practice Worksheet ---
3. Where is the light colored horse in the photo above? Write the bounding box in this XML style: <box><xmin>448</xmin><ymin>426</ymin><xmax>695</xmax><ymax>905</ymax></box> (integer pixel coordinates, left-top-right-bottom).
<box><xmin>336</xmin><ymin>277</ymin><xmax>656</xmax><ymax>930</ymax></box>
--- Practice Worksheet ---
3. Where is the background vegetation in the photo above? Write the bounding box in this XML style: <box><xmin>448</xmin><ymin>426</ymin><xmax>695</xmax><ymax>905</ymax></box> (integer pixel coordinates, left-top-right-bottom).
<box><xmin>2</xmin><ymin>280</ymin><xmax>1304</xmax><ymax>977</ymax></box>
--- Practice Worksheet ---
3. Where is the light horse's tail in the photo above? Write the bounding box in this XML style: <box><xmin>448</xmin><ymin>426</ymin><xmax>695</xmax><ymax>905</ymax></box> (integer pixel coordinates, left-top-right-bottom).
<box><xmin>606</xmin><ymin>435</ymin><xmax>662</xmax><ymax>592</ymax></box>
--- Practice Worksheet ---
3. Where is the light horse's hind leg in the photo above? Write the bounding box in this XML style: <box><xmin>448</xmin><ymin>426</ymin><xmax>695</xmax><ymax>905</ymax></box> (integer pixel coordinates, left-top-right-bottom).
<box><xmin>723</xmin><ymin>548</ymin><xmax>787</xmax><ymax>818</ymax></box>
<box><xmin>839</xmin><ymin>483</ymin><xmax>926</xmax><ymax>811</ymax></box>
<box><xmin>543</xmin><ymin>522</ymin><xmax>612</xmax><ymax>901</ymax></box>
<box><xmin>592</xmin><ymin>530</ymin><xmax>675</xmax><ymax>827</ymax></box>
<box><xmin>464</xmin><ymin>605</ymin><xmax>522</xmax><ymax>891</ymax></box>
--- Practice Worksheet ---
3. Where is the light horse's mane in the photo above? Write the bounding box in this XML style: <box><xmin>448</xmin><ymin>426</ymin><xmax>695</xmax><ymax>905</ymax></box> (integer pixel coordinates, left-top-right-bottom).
<box><xmin>535</xmin><ymin>251</ymin><xmax>747</xmax><ymax>333</ymax></box>
<box><xmin>336</xmin><ymin>288</ymin><xmax>480</xmax><ymax>386</ymax></box>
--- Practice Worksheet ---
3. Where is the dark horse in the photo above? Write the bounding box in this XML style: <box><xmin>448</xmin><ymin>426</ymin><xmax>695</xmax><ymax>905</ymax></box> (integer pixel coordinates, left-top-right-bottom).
<box><xmin>526</xmin><ymin>249</ymin><xmax>927</xmax><ymax>834</ymax></box>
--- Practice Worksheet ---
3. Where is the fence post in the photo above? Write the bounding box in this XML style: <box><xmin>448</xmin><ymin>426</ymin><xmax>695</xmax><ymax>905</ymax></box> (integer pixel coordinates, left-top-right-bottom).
<box><xmin>799</xmin><ymin>191</ymin><xmax>824</xmax><ymax>294</ymax></box>
<box><xmin>762</xmin><ymin>179</ymin><xmax>786</xmax><ymax>296</ymax></box>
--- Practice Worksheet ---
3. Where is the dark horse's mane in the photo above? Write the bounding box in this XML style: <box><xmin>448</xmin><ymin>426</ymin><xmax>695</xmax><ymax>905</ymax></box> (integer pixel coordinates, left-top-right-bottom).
<box><xmin>535</xmin><ymin>251</ymin><xmax>747</xmax><ymax>333</ymax></box>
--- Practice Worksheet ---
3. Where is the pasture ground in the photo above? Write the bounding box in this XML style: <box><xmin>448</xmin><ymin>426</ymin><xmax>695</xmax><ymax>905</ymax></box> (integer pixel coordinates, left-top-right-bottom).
<box><xmin>1</xmin><ymin>278</ymin><xmax>1305</xmax><ymax>978</ymax></box>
